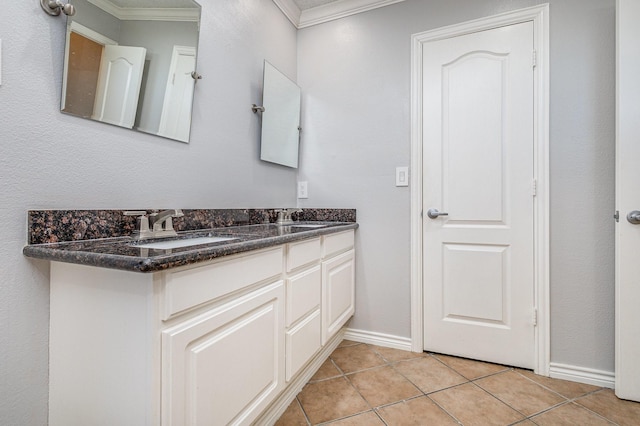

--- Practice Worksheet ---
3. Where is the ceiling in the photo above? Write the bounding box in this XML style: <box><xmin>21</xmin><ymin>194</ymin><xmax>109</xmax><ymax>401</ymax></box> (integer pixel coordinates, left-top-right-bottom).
<box><xmin>294</xmin><ymin>0</ymin><xmax>341</xmax><ymax>10</ymax></box>
<box><xmin>86</xmin><ymin>0</ymin><xmax>404</xmax><ymax>27</ymax></box>
<box><xmin>274</xmin><ymin>0</ymin><xmax>405</xmax><ymax>28</ymax></box>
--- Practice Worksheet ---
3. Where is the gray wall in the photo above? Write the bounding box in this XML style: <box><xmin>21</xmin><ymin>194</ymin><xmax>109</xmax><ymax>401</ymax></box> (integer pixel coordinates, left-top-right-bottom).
<box><xmin>298</xmin><ymin>0</ymin><xmax>616</xmax><ymax>372</ymax></box>
<box><xmin>0</xmin><ymin>0</ymin><xmax>297</xmax><ymax>424</ymax></box>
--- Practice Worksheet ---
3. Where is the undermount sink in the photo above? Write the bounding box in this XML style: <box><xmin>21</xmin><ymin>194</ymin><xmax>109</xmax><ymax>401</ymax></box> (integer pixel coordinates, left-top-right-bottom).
<box><xmin>133</xmin><ymin>236</ymin><xmax>238</xmax><ymax>250</ymax></box>
<box><xmin>289</xmin><ymin>224</ymin><xmax>328</xmax><ymax>228</ymax></box>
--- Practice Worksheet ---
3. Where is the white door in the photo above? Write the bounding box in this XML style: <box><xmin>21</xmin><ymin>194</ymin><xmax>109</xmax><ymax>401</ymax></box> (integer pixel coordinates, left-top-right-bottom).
<box><xmin>422</xmin><ymin>22</ymin><xmax>535</xmax><ymax>369</ymax></box>
<box><xmin>158</xmin><ymin>46</ymin><xmax>197</xmax><ymax>143</ymax></box>
<box><xmin>615</xmin><ymin>0</ymin><xmax>640</xmax><ymax>403</ymax></box>
<box><xmin>93</xmin><ymin>45</ymin><xmax>147</xmax><ymax>129</ymax></box>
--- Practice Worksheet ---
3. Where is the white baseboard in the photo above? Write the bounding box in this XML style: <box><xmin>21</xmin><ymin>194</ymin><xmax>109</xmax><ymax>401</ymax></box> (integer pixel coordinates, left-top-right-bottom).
<box><xmin>549</xmin><ymin>362</ymin><xmax>615</xmax><ymax>389</ymax></box>
<box><xmin>344</xmin><ymin>328</ymin><xmax>413</xmax><ymax>351</ymax></box>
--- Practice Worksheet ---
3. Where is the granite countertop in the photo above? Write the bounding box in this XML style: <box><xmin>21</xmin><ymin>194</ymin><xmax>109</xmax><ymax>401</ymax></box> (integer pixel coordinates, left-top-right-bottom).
<box><xmin>23</xmin><ymin>222</ymin><xmax>358</xmax><ymax>273</ymax></box>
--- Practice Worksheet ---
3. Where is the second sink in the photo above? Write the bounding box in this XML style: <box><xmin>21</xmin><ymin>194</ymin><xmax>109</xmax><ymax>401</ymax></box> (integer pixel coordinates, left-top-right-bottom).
<box><xmin>133</xmin><ymin>236</ymin><xmax>238</xmax><ymax>250</ymax></box>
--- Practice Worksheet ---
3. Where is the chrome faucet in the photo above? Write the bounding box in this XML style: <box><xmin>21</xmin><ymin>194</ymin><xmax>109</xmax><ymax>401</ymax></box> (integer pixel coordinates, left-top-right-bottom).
<box><xmin>124</xmin><ymin>209</ymin><xmax>184</xmax><ymax>239</ymax></box>
<box><xmin>149</xmin><ymin>209</ymin><xmax>184</xmax><ymax>233</ymax></box>
<box><xmin>276</xmin><ymin>208</ymin><xmax>302</xmax><ymax>225</ymax></box>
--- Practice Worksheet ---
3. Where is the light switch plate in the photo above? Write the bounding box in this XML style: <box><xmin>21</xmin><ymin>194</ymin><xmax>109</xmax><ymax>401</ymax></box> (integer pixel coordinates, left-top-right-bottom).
<box><xmin>396</xmin><ymin>167</ymin><xmax>409</xmax><ymax>187</ymax></box>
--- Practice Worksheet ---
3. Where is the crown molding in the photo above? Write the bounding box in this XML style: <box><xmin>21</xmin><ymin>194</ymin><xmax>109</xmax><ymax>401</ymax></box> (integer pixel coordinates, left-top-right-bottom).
<box><xmin>272</xmin><ymin>0</ymin><xmax>302</xmax><ymax>27</ymax></box>
<box><xmin>86</xmin><ymin>0</ymin><xmax>200</xmax><ymax>22</ymax></box>
<box><xmin>273</xmin><ymin>0</ymin><xmax>405</xmax><ymax>28</ymax></box>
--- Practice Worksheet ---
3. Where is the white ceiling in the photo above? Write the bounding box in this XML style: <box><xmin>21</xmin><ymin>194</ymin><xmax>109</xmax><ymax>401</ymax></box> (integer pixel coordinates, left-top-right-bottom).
<box><xmin>293</xmin><ymin>0</ymin><xmax>341</xmax><ymax>10</ymax></box>
<box><xmin>274</xmin><ymin>0</ymin><xmax>405</xmax><ymax>28</ymax></box>
<box><xmin>85</xmin><ymin>0</ymin><xmax>403</xmax><ymax>27</ymax></box>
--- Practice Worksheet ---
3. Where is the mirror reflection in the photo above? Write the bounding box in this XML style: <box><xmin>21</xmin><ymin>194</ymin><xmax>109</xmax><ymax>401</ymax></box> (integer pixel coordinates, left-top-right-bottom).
<box><xmin>62</xmin><ymin>0</ymin><xmax>201</xmax><ymax>143</ymax></box>
<box><xmin>260</xmin><ymin>61</ymin><xmax>301</xmax><ymax>168</ymax></box>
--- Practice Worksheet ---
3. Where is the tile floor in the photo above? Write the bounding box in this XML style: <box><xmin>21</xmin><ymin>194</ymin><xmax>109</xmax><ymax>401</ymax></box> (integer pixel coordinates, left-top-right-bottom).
<box><xmin>275</xmin><ymin>340</ymin><xmax>640</xmax><ymax>425</ymax></box>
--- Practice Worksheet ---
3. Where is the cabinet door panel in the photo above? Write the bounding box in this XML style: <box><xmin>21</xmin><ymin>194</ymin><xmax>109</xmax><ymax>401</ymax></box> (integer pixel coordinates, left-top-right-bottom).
<box><xmin>322</xmin><ymin>250</ymin><xmax>355</xmax><ymax>344</ymax></box>
<box><xmin>286</xmin><ymin>309</ymin><xmax>321</xmax><ymax>381</ymax></box>
<box><xmin>162</xmin><ymin>281</ymin><xmax>285</xmax><ymax>426</ymax></box>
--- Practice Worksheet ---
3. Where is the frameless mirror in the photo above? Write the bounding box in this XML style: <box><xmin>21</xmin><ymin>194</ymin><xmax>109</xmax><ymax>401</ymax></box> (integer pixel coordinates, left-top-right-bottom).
<box><xmin>259</xmin><ymin>61</ymin><xmax>302</xmax><ymax>168</ymax></box>
<box><xmin>62</xmin><ymin>0</ymin><xmax>201</xmax><ymax>143</ymax></box>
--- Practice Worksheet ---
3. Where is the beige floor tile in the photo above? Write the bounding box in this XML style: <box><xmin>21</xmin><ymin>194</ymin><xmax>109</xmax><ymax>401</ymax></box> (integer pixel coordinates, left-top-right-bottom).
<box><xmin>532</xmin><ymin>402</ymin><xmax>614</xmax><ymax>425</ymax></box>
<box><xmin>275</xmin><ymin>398</ymin><xmax>308</xmax><ymax>426</ymax></box>
<box><xmin>393</xmin><ymin>356</ymin><xmax>467</xmax><ymax>394</ymax></box>
<box><xmin>323</xmin><ymin>411</ymin><xmax>385</xmax><ymax>425</ymax></box>
<box><xmin>476</xmin><ymin>370</ymin><xmax>566</xmax><ymax>416</ymax></box>
<box><xmin>371</xmin><ymin>345</ymin><xmax>427</xmax><ymax>363</ymax></box>
<box><xmin>330</xmin><ymin>344</ymin><xmax>386</xmax><ymax>374</ymax></box>
<box><xmin>432</xmin><ymin>353</ymin><xmax>509</xmax><ymax>380</ymax></box>
<box><xmin>311</xmin><ymin>358</ymin><xmax>342</xmax><ymax>381</ymax></box>
<box><xmin>516</xmin><ymin>369</ymin><xmax>601</xmax><ymax>399</ymax></box>
<box><xmin>377</xmin><ymin>396</ymin><xmax>458</xmax><ymax>425</ymax></box>
<box><xmin>430</xmin><ymin>383</ymin><xmax>525</xmax><ymax>426</ymax></box>
<box><xmin>347</xmin><ymin>365</ymin><xmax>422</xmax><ymax>407</ymax></box>
<box><xmin>575</xmin><ymin>389</ymin><xmax>640</xmax><ymax>426</ymax></box>
<box><xmin>298</xmin><ymin>376</ymin><xmax>370</xmax><ymax>425</ymax></box>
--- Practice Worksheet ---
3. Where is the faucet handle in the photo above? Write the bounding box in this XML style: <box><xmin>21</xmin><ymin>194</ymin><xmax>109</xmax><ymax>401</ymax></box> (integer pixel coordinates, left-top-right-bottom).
<box><xmin>123</xmin><ymin>211</ymin><xmax>151</xmax><ymax>237</ymax></box>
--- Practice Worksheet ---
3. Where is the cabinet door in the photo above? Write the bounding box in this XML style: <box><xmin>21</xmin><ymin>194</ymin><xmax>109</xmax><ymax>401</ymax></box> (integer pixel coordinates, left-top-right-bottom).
<box><xmin>162</xmin><ymin>281</ymin><xmax>285</xmax><ymax>426</ymax></box>
<box><xmin>322</xmin><ymin>250</ymin><xmax>355</xmax><ymax>344</ymax></box>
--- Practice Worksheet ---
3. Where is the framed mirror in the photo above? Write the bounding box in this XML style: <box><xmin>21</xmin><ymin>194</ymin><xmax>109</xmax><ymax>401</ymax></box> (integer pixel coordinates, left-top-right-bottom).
<box><xmin>62</xmin><ymin>0</ymin><xmax>201</xmax><ymax>143</ymax></box>
<box><xmin>259</xmin><ymin>61</ymin><xmax>302</xmax><ymax>168</ymax></box>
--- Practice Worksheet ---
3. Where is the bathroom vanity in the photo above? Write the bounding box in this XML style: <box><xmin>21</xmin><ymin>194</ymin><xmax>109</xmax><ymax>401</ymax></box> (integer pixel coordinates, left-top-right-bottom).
<box><xmin>23</xmin><ymin>211</ymin><xmax>357</xmax><ymax>426</ymax></box>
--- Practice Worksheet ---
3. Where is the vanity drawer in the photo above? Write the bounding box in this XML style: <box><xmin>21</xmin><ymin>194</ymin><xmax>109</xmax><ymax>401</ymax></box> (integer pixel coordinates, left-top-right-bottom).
<box><xmin>162</xmin><ymin>247</ymin><xmax>283</xmax><ymax>320</ymax></box>
<box><xmin>322</xmin><ymin>230</ymin><xmax>354</xmax><ymax>259</ymax></box>
<box><xmin>287</xmin><ymin>237</ymin><xmax>321</xmax><ymax>272</ymax></box>
<box><xmin>286</xmin><ymin>265</ymin><xmax>321</xmax><ymax>327</ymax></box>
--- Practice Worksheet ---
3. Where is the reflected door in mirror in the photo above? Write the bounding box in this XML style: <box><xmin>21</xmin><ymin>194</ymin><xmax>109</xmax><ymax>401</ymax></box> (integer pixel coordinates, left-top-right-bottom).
<box><xmin>158</xmin><ymin>46</ymin><xmax>196</xmax><ymax>142</ymax></box>
<box><xmin>93</xmin><ymin>45</ymin><xmax>146</xmax><ymax>129</ymax></box>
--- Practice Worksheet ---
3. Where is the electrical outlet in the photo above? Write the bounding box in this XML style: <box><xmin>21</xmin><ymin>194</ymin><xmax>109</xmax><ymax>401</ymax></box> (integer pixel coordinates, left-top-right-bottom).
<box><xmin>297</xmin><ymin>181</ymin><xmax>308</xmax><ymax>199</ymax></box>
<box><xmin>396</xmin><ymin>167</ymin><xmax>409</xmax><ymax>187</ymax></box>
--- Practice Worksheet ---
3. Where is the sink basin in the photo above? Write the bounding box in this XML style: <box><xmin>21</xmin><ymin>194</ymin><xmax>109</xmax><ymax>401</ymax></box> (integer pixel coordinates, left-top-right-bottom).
<box><xmin>290</xmin><ymin>224</ymin><xmax>328</xmax><ymax>228</ymax></box>
<box><xmin>133</xmin><ymin>236</ymin><xmax>238</xmax><ymax>250</ymax></box>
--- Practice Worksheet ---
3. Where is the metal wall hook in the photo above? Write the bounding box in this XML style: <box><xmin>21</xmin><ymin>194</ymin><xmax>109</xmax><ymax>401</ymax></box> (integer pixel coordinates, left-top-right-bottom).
<box><xmin>41</xmin><ymin>0</ymin><xmax>76</xmax><ymax>16</ymax></box>
<box><xmin>252</xmin><ymin>104</ymin><xmax>265</xmax><ymax>113</ymax></box>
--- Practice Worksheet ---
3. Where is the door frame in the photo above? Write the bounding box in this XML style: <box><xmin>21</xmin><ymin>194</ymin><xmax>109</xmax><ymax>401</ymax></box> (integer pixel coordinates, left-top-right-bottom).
<box><xmin>409</xmin><ymin>4</ymin><xmax>550</xmax><ymax>375</ymax></box>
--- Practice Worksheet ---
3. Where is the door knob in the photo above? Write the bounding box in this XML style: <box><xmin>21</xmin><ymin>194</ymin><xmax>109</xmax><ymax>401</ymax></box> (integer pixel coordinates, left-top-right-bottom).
<box><xmin>427</xmin><ymin>209</ymin><xmax>449</xmax><ymax>219</ymax></box>
<box><xmin>627</xmin><ymin>210</ymin><xmax>640</xmax><ymax>224</ymax></box>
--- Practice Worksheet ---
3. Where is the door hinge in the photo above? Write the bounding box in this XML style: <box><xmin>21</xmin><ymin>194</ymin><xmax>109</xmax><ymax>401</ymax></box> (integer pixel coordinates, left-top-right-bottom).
<box><xmin>532</xmin><ymin>179</ymin><xmax>537</xmax><ymax>197</ymax></box>
<box><xmin>532</xmin><ymin>50</ymin><xmax>537</xmax><ymax>68</ymax></box>
<box><xmin>614</xmin><ymin>210</ymin><xmax>620</xmax><ymax>222</ymax></box>
<box><xmin>533</xmin><ymin>308</ymin><xmax>538</xmax><ymax>326</ymax></box>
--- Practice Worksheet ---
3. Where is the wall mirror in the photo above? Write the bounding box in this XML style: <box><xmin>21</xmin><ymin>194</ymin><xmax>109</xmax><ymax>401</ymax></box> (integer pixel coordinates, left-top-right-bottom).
<box><xmin>259</xmin><ymin>61</ymin><xmax>302</xmax><ymax>168</ymax></box>
<box><xmin>62</xmin><ymin>0</ymin><xmax>201</xmax><ymax>143</ymax></box>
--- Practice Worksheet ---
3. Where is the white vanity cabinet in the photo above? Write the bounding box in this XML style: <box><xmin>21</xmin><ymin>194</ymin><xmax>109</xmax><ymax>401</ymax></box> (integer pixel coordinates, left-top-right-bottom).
<box><xmin>47</xmin><ymin>229</ymin><xmax>355</xmax><ymax>426</ymax></box>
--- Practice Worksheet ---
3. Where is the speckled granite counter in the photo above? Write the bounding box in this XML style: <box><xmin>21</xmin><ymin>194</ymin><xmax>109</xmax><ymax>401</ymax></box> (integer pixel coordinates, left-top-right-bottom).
<box><xmin>23</xmin><ymin>209</ymin><xmax>357</xmax><ymax>273</ymax></box>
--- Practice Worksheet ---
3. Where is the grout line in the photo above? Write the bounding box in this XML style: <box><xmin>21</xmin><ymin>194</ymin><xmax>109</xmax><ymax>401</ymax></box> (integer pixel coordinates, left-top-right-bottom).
<box><xmin>294</xmin><ymin>395</ymin><xmax>313</xmax><ymax>426</ymax></box>
<box><xmin>287</xmin><ymin>344</ymin><xmax>628</xmax><ymax>426</ymax></box>
<box><xmin>424</xmin><ymin>393</ymin><xmax>465</xmax><ymax>426</ymax></box>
